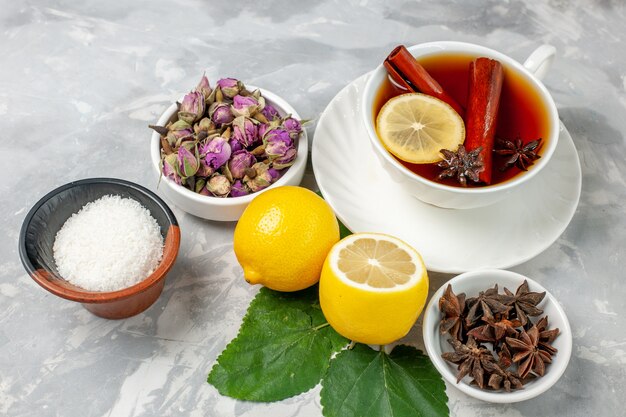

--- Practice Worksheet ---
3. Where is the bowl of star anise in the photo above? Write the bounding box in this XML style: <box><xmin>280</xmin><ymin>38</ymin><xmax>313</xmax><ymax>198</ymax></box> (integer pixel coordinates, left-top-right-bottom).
<box><xmin>422</xmin><ymin>269</ymin><xmax>572</xmax><ymax>403</ymax></box>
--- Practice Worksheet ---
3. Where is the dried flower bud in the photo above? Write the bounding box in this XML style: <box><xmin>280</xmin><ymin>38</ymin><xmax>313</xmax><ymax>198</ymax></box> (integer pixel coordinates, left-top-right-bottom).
<box><xmin>258</xmin><ymin>123</ymin><xmax>269</xmax><ymax>140</ymax></box>
<box><xmin>162</xmin><ymin>153</ymin><xmax>182</xmax><ymax>185</ymax></box>
<box><xmin>232</xmin><ymin>116</ymin><xmax>259</xmax><ymax>148</ymax></box>
<box><xmin>231</xmin><ymin>95</ymin><xmax>261</xmax><ymax>118</ymax></box>
<box><xmin>264</xmin><ymin>128</ymin><xmax>295</xmax><ymax>163</ymax></box>
<box><xmin>229</xmin><ymin>138</ymin><xmax>243</xmax><ymax>153</ymax></box>
<box><xmin>228</xmin><ymin>149</ymin><xmax>257</xmax><ymax>179</ymax></box>
<box><xmin>209</xmin><ymin>102</ymin><xmax>234</xmax><ymax>126</ymax></box>
<box><xmin>195</xmin><ymin>73</ymin><xmax>212</xmax><ymax>101</ymax></box>
<box><xmin>179</xmin><ymin>91</ymin><xmax>205</xmax><ymax>124</ymax></box>
<box><xmin>216</xmin><ymin>78</ymin><xmax>242</xmax><ymax>99</ymax></box>
<box><xmin>197</xmin><ymin>117</ymin><xmax>213</xmax><ymax>132</ymax></box>
<box><xmin>177</xmin><ymin>142</ymin><xmax>200</xmax><ymax>178</ymax></box>
<box><xmin>261</xmin><ymin>103</ymin><xmax>280</xmax><ymax>121</ymax></box>
<box><xmin>282</xmin><ymin>117</ymin><xmax>302</xmax><ymax>140</ymax></box>
<box><xmin>268</xmin><ymin>167</ymin><xmax>281</xmax><ymax>182</ymax></box>
<box><xmin>166</xmin><ymin>120</ymin><xmax>193</xmax><ymax>146</ymax></box>
<box><xmin>244</xmin><ymin>162</ymin><xmax>272</xmax><ymax>192</ymax></box>
<box><xmin>207</xmin><ymin>174</ymin><xmax>231</xmax><ymax>197</ymax></box>
<box><xmin>199</xmin><ymin>136</ymin><xmax>232</xmax><ymax>175</ymax></box>
<box><xmin>273</xmin><ymin>147</ymin><xmax>297</xmax><ymax>170</ymax></box>
<box><xmin>230</xmin><ymin>180</ymin><xmax>249</xmax><ymax>197</ymax></box>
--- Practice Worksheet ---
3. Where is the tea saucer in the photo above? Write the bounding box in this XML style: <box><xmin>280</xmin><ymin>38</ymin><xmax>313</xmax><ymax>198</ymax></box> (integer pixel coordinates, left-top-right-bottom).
<box><xmin>312</xmin><ymin>74</ymin><xmax>581</xmax><ymax>273</ymax></box>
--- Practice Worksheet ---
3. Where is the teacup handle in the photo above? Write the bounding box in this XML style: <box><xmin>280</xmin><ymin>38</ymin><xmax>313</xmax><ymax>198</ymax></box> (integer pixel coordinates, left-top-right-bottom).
<box><xmin>523</xmin><ymin>45</ymin><xmax>556</xmax><ymax>81</ymax></box>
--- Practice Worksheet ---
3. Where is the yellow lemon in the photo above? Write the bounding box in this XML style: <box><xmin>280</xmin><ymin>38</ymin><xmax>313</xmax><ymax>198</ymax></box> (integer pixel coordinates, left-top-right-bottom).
<box><xmin>234</xmin><ymin>186</ymin><xmax>340</xmax><ymax>292</ymax></box>
<box><xmin>376</xmin><ymin>93</ymin><xmax>465</xmax><ymax>164</ymax></box>
<box><xmin>319</xmin><ymin>233</ymin><xmax>429</xmax><ymax>345</ymax></box>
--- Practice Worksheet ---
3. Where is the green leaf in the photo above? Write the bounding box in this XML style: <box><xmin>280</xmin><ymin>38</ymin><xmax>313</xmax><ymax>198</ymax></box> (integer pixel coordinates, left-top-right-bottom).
<box><xmin>321</xmin><ymin>344</ymin><xmax>449</xmax><ymax>417</ymax></box>
<box><xmin>208</xmin><ymin>286</ymin><xmax>348</xmax><ymax>401</ymax></box>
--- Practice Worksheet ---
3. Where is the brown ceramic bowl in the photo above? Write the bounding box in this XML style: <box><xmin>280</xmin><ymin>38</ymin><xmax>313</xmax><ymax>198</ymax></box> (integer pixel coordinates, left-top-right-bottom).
<box><xmin>19</xmin><ymin>178</ymin><xmax>181</xmax><ymax>319</ymax></box>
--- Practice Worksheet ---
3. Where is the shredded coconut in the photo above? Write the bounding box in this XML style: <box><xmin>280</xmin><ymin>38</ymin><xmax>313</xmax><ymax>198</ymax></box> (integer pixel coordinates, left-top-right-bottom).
<box><xmin>53</xmin><ymin>195</ymin><xmax>164</xmax><ymax>292</ymax></box>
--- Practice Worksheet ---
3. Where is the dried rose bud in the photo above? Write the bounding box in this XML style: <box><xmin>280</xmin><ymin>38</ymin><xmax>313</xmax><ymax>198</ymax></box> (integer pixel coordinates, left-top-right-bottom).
<box><xmin>199</xmin><ymin>136</ymin><xmax>232</xmax><ymax>175</ymax></box>
<box><xmin>228</xmin><ymin>149</ymin><xmax>257</xmax><ymax>179</ymax></box>
<box><xmin>258</xmin><ymin>123</ymin><xmax>270</xmax><ymax>140</ymax></box>
<box><xmin>261</xmin><ymin>103</ymin><xmax>280</xmax><ymax>121</ymax></box>
<box><xmin>209</xmin><ymin>102</ymin><xmax>234</xmax><ymax>126</ymax></box>
<box><xmin>264</xmin><ymin>128</ymin><xmax>294</xmax><ymax>160</ymax></box>
<box><xmin>231</xmin><ymin>95</ymin><xmax>260</xmax><ymax>118</ymax></box>
<box><xmin>230</xmin><ymin>180</ymin><xmax>249</xmax><ymax>197</ymax></box>
<box><xmin>195</xmin><ymin>178</ymin><xmax>211</xmax><ymax>195</ymax></box>
<box><xmin>207</xmin><ymin>174</ymin><xmax>231</xmax><ymax>197</ymax></box>
<box><xmin>273</xmin><ymin>147</ymin><xmax>297</xmax><ymax>170</ymax></box>
<box><xmin>229</xmin><ymin>138</ymin><xmax>243</xmax><ymax>153</ymax></box>
<box><xmin>232</xmin><ymin>116</ymin><xmax>259</xmax><ymax>148</ymax></box>
<box><xmin>216</xmin><ymin>78</ymin><xmax>242</xmax><ymax>99</ymax></box>
<box><xmin>177</xmin><ymin>143</ymin><xmax>200</xmax><ymax>178</ymax></box>
<box><xmin>179</xmin><ymin>91</ymin><xmax>205</xmax><ymax>124</ymax></box>
<box><xmin>162</xmin><ymin>153</ymin><xmax>182</xmax><ymax>185</ymax></box>
<box><xmin>195</xmin><ymin>73</ymin><xmax>212</xmax><ymax>101</ymax></box>
<box><xmin>282</xmin><ymin>117</ymin><xmax>302</xmax><ymax>140</ymax></box>
<box><xmin>268</xmin><ymin>167</ymin><xmax>281</xmax><ymax>182</ymax></box>
<box><xmin>166</xmin><ymin>120</ymin><xmax>193</xmax><ymax>146</ymax></box>
<box><xmin>244</xmin><ymin>162</ymin><xmax>272</xmax><ymax>192</ymax></box>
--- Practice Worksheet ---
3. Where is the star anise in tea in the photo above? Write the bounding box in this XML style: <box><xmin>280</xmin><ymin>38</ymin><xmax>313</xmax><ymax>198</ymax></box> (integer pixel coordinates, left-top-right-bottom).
<box><xmin>465</xmin><ymin>284</ymin><xmax>512</xmax><ymax>327</ymax></box>
<box><xmin>438</xmin><ymin>284</ymin><xmax>466</xmax><ymax>341</ymax></box>
<box><xmin>506</xmin><ymin>325</ymin><xmax>556</xmax><ymax>378</ymax></box>
<box><xmin>441</xmin><ymin>336</ymin><xmax>496</xmax><ymax>389</ymax></box>
<box><xmin>437</xmin><ymin>145</ymin><xmax>484</xmax><ymax>186</ymax></box>
<box><xmin>494</xmin><ymin>137</ymin><xmax>543</xmax><ymax>171</ymax></box>
<box><xmin>503</xmin><ymin>280</ymin><xmax>546</xmax><ymax>326</ymax></box>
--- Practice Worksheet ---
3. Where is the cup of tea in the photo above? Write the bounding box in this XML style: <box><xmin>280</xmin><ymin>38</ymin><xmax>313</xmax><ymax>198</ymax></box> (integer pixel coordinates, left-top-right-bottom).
<box><xmin>361</xmin><ymin>41</ymin><xmax>559</xmax><ymax>209</ymax></box>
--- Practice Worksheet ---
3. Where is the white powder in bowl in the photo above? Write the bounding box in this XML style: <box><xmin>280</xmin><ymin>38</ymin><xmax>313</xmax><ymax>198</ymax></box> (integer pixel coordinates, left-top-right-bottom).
<box><xmin>53</xmin><ymin>195</ymin><xmax>164</xmax><ymax>292</ymax></box>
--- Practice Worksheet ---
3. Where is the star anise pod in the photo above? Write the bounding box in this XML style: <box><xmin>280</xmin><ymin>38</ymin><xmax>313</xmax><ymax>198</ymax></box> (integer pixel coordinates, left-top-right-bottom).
<box><xmin>503</xmin><ymin>280</ymin><xmax>546</xmax><ymax>326</ymax></box>
<box><xmin>482</xmin><ymin>361</ymin><xmax>524</xmax><ymax>392</ymax></box>
<box><xmin>467</xmin><ymin>316</ymin><xmax>521</xmax><ymax>343</ymax></box>
<box><xmin>441</xmin><ymin>336</ymin><xmax>496</xmax><ymax>389</ymax></box>
<box><xmin>506</xmin><ymin>325</ymin><xmax>555</xmax><ymax>378</ymax></box>
<box><xmin>438</xmin><ymin>284</ymin><xmax>466</xmax><ymax>340</ymax></box>
<box><xmin>437</xmin><ymin>145</ymin><xmax>484</xmax><ymax>187</ymax></box>
<box><xmin>494</xmin><ymin>137</ymin><xmax>543</xmax><ymax>171</ymax></box>
<box><xmin>465</xmin><ymin>284</ymin><xmax>513</xmax><ymax>327</ymax></box>
<box><xmin>535</xmin><ymin>316</ymin><xmax>560</xmax><ymax>355</ymax></box>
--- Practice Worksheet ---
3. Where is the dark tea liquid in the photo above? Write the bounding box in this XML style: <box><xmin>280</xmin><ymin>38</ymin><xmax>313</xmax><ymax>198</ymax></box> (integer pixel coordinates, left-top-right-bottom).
<box><xmin>374</xmin><ymin>53</ymin><xmax>551</xmax><ymax>187</ymax></box>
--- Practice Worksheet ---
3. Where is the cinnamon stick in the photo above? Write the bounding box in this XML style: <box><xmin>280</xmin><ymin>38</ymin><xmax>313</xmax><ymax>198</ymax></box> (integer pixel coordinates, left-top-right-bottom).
<box><xmin>384</xmin><ymin>45</ymin><xmax>465</xmax><ymax>118</ymax></box>
<box><xmin>464</xmin><ymin>58</ymin><xmax>503</xmax><ymax>184</ymax></box>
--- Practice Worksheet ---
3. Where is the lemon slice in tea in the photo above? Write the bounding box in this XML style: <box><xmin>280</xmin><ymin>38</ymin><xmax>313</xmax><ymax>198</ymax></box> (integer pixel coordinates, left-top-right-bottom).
<box><xmin>319</xmin><ymin>233</ymin><xmax>429</xmax><ymax>345</ymax></box>
<box><xmin>376</xmin><ymin>93</ymin><xmax>465</xmax><ymax>164</ymax></box>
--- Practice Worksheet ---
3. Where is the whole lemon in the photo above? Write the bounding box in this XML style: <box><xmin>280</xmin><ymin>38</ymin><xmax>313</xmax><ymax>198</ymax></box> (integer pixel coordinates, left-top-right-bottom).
<box><xmin>319</xmin><ymin>233</ymin><xmax>429</xmax><ymax>345</ymax></box>
<box><xmin>234</xmin><ymin>186</ymin><xmax>340</xmax><ymax>292</ymax></box>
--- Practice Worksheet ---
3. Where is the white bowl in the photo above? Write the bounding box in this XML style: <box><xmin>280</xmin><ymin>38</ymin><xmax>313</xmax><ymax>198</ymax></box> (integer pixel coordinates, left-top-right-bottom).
<box><xmin>150</xmin><ymin>87</ymin><xmax>307</xmax><ymax>221</ymax></box>
<box><xmin>422</xmin><ymin>269</ymin><xmax>572</xmax><ymax>403</ymax></box>
<box><xmin>361</xmin><ymin>42</ymin><xmax>560</xmax><ymax>209</ymax></box>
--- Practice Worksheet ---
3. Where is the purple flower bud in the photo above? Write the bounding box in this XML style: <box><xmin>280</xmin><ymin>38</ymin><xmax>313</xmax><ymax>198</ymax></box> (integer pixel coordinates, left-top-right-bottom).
<box><xmin>231</xmin><ymin>95</ymin><xmax>260</xmax><ymax>118</ymax></box>
<box><xmin>207</xmin><ymin>174</ymin><xmax>231</xmax><ymax>197</ymax></box>
<box><xmin>230</xmin><ymin>180</ymin><xmax>249</xmax><ymax>197</ymax></box>
<box><xmin>264</xmin><ymin>128</ymin><xmax>294</xmax><ymax>161</ymax></box>
<box><xmin>177</xmin><ymin>143</ymin><xmax>199</xmax><ymax>178</ymax></box>
<box><xmin>199</xmin><ymin>136</ymin><xmax>232</xmax><ymax>173</ymax></box>
<box><xmin>282</xmin><ymin>117</ymin><xmax>302</xmax><ymax>140</ymax></box>
<box><xmin>229</xmin><ymin>138</ymin><xmax>243</xmax><ymax>153</ymax></box>
<box><xmin>244</xmin><ymin>162</ymin><xmax>273</xmax><ymax>192</ymax></box>
<box><xmin>209</xmin><ymin>102</ymin><xmax>234</xmax><ymax>126</ymax></box>
<box><xmin>258</xmin><ymin>123</ymin><xmax>269</xmax><ymax>140</ymax></box>
<box><xmin>228</xmin><ymin>149</ymin><xmax>257</xmax><ymax>179</ymax></box>
<box><xmin>195</xmin><ymin>74</ymin><xmax>212</xmax><ymax>101</ymax></box>
<box><xmin>261</xmin><ymin>103</ymin><xmax>280</xmax><ymax>121</ymax></box>
<box><xmin>162</xmin><ymin>154</ymin><xmax>182</xmax><ymax>185</ymax></box>
<box><xmin>232</xmin><ymin>116</ymin><xmax>259</xmax><ymax>148</ymax></box>
<box><xmin>273</xmin><ymin>147</ymin><xmax>297</xmax><ymax>170</ymax></box>
<box><xmin>216</xmin><ymin>78</ymin><xmax>242</xmax><ymax>99</ymax></box>
<box><xmin>179</xmin><ymin>91</ymin><xmax>205</xmax><ymax>124</ymax></box>
<box><xmin>268</xmin><ymin>167</ymin><xmax>281</xmax><ymax>182</ymax></box>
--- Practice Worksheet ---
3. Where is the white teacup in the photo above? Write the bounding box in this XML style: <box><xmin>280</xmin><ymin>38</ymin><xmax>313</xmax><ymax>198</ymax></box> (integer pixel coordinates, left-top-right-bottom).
<box><xmin>361</xmin><ymin>41</ymin><xmax>559</xmax><ymax>209</ymax></box>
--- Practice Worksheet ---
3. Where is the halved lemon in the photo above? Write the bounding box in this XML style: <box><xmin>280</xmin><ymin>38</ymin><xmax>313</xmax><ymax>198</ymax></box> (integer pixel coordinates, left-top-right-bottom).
<box><xmin>319</xmin><ymin>233</ymin><xmax>429</xmax><ymax>345</ymax></box>
<box><xmin>376</xmin><ymin>93</ymin><xmax>465</xmax><ymax>164</ymax></box>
